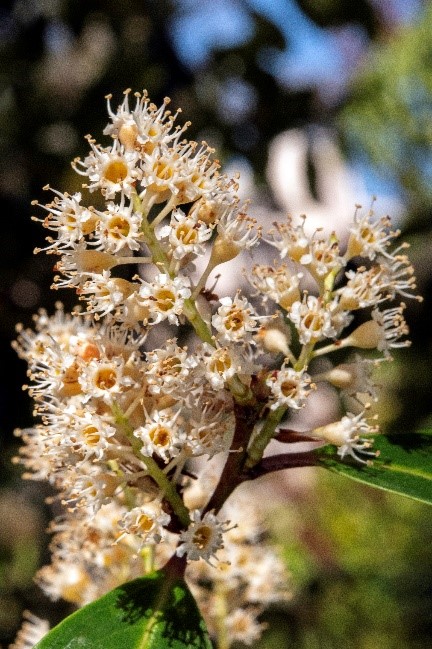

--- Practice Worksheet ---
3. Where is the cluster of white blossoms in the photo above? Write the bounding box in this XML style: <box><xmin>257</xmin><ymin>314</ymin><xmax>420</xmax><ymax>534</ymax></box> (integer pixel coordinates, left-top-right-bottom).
<box><xmin>13</xmin><ymin>90</ymin><xmax>421</xmax><ymax>648</ymax></box>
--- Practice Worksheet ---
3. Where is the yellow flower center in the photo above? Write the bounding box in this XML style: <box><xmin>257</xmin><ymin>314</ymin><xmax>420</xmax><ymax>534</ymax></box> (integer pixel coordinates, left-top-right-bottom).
<box><xmin>161</xmin><ymin>356</ymin><xmax>182</xmax><ymax>374</ymax></box>
<box><xmin>103</xmin><ymin>159</ymin><xmax>129</xmax><ymax>184</ymax></box>
<box><xmin>303</xmin><ymin>313</ymin><xmax>323</xmax><ymax>332</ymax></box>
<box><xmin>225</xmin><ymin>308</ymin><xmax>245</xmax><ymax>332</ymax></box>
<box><xmin>176</xmin><ymin>224</ymin><xmax>198</xmax><ymax>245</ymax></box>
<box><xmin>280</xmin><ymin>379</ymin><xmax>297</xmax><ymax>398</ymax></box>
<box><xmin>136</xmin><ymin>514</ymin><xmax>154</xmax><ymax>534</ymax></box>
<box><xmin>155</xmin><ymin>288</ymin><xmax>176</xmax><ymax>312</ymax></box>
<box><xmin>94</xmin><ymin>367</ymin><xmax>117</xmax><ymax>390</ymax></box>
<box><xmin>193</xmin><ymin>525</ymin><xmax>212</xmax><ymax>550</ymax></box>
<box><xmin>107</xmin><ymin>216</ymin><xmax>130</xmax><ymax>239</ymax></box>
<box><xmin>149</xmin><ymin>425</ymin><xmax>171</xmax><ymax>447</ymax></box>
<box><xmin>82</xmin><ymin>425</ymin><xmax>101</xmax><ymax>447</ymax></box>
<box><xmin>210</xmin><ymin>350</ymin><xmax>232</xmax><ymax>374</ymax></box>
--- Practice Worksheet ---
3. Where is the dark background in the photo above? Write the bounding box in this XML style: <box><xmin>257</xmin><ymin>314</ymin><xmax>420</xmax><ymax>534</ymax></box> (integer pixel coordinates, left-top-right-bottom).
<box><xmin>1</xmin><ymin>1</ymin><xmax>431</xmax><ymax>647</ymax></box>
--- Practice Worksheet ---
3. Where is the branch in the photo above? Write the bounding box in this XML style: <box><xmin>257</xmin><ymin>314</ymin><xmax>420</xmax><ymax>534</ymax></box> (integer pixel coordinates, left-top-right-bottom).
<box><xmin>275</xmin><ymin>428</ymin><xmax>322</xmax><ymax>444</ymax></box>
<box><xmin>205</xmin><ymin>403</ymin><xmax>258</xmax><ymax>514</ymax></box>
<box><xmin>247</xmin><ymin>450</ymin><xmax>320</xmax><ymax>479</ymax></box>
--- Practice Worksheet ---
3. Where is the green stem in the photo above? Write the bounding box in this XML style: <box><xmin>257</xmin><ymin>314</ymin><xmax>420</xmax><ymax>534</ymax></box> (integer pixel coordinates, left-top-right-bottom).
<box><xmin>140</xmin><ymin>544</ymin><xmax>155</xmax><ymax>574</ymax></box>
<box><xmin>244</xmin><ymin>406</ymin><xmax>286</xmax><ymax>470</ymax></box>
<box><xmin>182</xmin><ymin>298</ymin><xmax>214</xmax><ymax>345</ymax></box>
<box><xmin>323</xmin><ymin>265</ymin><xmax>341</xmax><ymax>303</ymax></box>
<box><xmin>136</xmin><ymin>194</ymin><xmax>215</xmax><ymax>346</ymax></box>
<box><xmin>214</xmin><ymin>583</ymin><xmax>230</xmax><ymax>649</ymax></box>
<box><xmin>150</xmin><ymin>195</ymin><xmax>179</xmax><ymax>228</ymax></box>
<box><xmin>140</xmin><ymin>456</ymin><xmax>191</xmax><ymax>528</ymax></box>
<box><xmin>140</xmin><ymin>210</ymin><xmax>172</xmax><ymax>271</ymax></box>
<box><xmin>112</xmin><ymin>403</ymin><xmax>191</xmax><ymax>528</ymax></box>
<box><xmin>311</xmin><ymin>340</ymin><xmax>347</xmax><ymax>358</ymax></box>
<box><xmin>227</xmin><ymin>375</ymin><xmax>254</xmax><ymax>405</ymax></box>
<box><xmin>114</xmin><ymin>256</ymin><xmax>152</xmax><ymax>266</ymax></box>
<box><xmin>294</xmin><ymin>342</ymin><xmax>315</xmax><ymax>371</ymax></box>
<box><xmin>137</xmin><ymin>193</ymin><xmax>254</xmax><ymax>404</ymax></box>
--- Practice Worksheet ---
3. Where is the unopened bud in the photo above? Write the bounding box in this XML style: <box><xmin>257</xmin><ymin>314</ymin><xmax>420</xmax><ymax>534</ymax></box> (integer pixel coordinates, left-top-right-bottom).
<box><xmin>191</xmin><ymin>198</ymin><xmax>220</xmax><ymax>225</ymax></box>
<box><xmin>343</xmin><ymin>320</ymin><xmax>382</xmax><ymax>350</ymax></box>
<box><xmin>118</xmin><ymin>122</ymin><xmax>139</xmax><ymax>150</ymax></box>
<box><xmin>279</xmin><ymin>286</ymin><xmax>301</xmax><ymax>310</ymax></box>
<box><xmin>313</xmin><ymin>420</ymin><xmax>348</xmax><ymax>446</ymax></box>
<box><xmin>74</xmin><ymin>250</ymin><xmax>118</xmax><ymax>274</ymax></box>
<box><xmin>258</xmin><ymin>324</ymin><xmax>291</xmax><ymax>357</ymax></box>
<box><xmin>211</xmin><ymin>235</ymin><xmax>240</xmax><ymax>265</ymax></box>
<box><xmin>324</xmin><ymin>365</ymin><xmax>355</xmax><ymax>389</ymax></box>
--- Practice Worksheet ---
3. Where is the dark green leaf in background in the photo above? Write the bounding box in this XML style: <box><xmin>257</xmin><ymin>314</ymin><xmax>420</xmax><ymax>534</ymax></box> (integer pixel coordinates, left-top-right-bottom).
<box><xmin>34</xmin><ymin>569</ymin><xmax>212</xmax><ymax>649</ymax></box>
<box><xmin>316</xmin><ymin>429</ymin><xmax>432</xmax><ymax>506</ymax></box>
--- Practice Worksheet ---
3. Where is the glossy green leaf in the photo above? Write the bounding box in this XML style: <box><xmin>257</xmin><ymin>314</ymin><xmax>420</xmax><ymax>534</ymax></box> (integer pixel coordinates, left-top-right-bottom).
<box><xmin>34</xmin><ymin>568</ymin><xmax>213</xmax><ymax>649</ymax></box>
<box><xmin>316</xmin><ymin>429</ymin><xmax>432</xmax><ymax>505</ymax></box>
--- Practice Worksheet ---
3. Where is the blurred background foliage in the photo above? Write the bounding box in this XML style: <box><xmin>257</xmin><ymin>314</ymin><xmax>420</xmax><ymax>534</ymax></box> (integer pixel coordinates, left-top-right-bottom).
<box><xmin>0</xmin><ymin>0</ymin><xmax>431</xmax><ymax>647</ymax></box>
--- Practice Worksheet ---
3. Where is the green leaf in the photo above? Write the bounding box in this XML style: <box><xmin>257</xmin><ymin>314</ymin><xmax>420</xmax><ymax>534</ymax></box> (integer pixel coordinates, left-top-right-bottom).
<box><xmin>316</xmin><ymin>429</ymin><xmax>432</xmax><ymax>505</ymax></box>
<box><xmin>34</xmin><ymin>568</ymin><xmax>213</xmax><ymax>649</ymax></box>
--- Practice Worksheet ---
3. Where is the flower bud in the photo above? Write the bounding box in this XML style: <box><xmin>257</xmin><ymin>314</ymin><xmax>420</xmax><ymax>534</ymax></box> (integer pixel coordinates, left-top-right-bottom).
<box><xmin>257</xmin><ymin>324</ymin><xmax>291</xmax><ymax>356</ymax></box>
<box><xmin>118</xmin><ymin>122</ymin><xmax>139</xmax><ymax>150</ymax></box>
<box><xmin>343</xmin><ymin>320</ymin><xmax>382</xmax><ymax>349</ymax></box>
<box><xmin>74</xmin><ymin>250</ymin><xmax>118</xmax><ymax>274</ymax></box>
<box><xmin>211</xmin><ymin>235</ymin><xmax>240</xmax><ymax>265</ymax></box>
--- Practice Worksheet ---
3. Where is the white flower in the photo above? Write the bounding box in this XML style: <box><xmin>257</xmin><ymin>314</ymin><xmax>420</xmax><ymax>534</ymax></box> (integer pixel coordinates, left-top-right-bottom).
<box><xmin>337</xmin><ymin>266</ymin><xmax>388</xmax><ymax>310</ymax></box>
<box><xmin>51</xmin><ymin>245</ymin><xmax>118</xmax><ymax>290</ymax></box>
<box><xmin>36</xmin><ymin>559</ymin><xmax>95</xmax><ymax>604</ymax></box>
<box><xmin>33</xmin><ymin>188</ymin><xmax>98</xmax><ymax>252</ymax></box>
<box><xmin>173</xmin><ymin>141</ymin><xmax>221</xmax><ymax>203</ymax></box>
<box><xmin>265</xmin><ymin>215</ymin><xmax>310</xmax><ymax>262</ymax></box>
<box><xmin>212</xmin><ymin>294</ymin><xmax>260</xmax><ymax>344</ymax></box>
<box><xmin>119</xmin><ymin>502</ymin><xmax>171</xmax><ymax>549</ymax></box>
<box><xmin>266</xmin><ymin>365</ymin><xmax>314</xmax><ymax>410</ymax></box>
<box><xmin>136</xmin><ymin>273</ymin><xmax>191</xmax><ymax>325</ymax></box>
<box><xmin>318</xmin><ymin>355</ymin><xmax>380</xmax><ymax>403</ymax></box>
<box><xmin>104</xmin><ymin>90</ymin><xmax>186</xmax><ymax>152</ymax></box>
<box><xmin>66</xmin><ymin>467</ymin><xmax>119</xmax><ymax>513</ymax></box>
<box><xmin>185</xmin><ymin>400</ymin><xmax>234</xmax><ymax>458</ymax></box>
<box><xmin>226</xmin><ymin>608</ymin><xmax>265</xmax><ymax>646</ymax></box>
<box><xmin>203</xmin><ymin>345</ymin><xmax>238</xmax><ymax>390</ymax></box>
<box><xmin>249</xmin><ymin>263</ymin><xmax>302</xmax><ymax>310</ymax></box>
<box><xmin>73</xmin><ymin>138</ymin><xmax>142</xmax><ymax>199</ymax></box>
<box><xmin>313</xmin><ymin>411</ymin><xmax>379</xmax><ymax>463</ymax></box>
<box><xmin>145</xmin><ymin>340</ymin><xmax>197</xmax><ymax>395</ymax></box>
<box><xmin>342</xmin><ymin>304</ymin><xmax>410</xmax><ymax>356</ymax></box>
<box><xmin>176</xmin><ymin>510</ymin><xmax>232</xmax><ymax>564</ymax></box>
<box><xmin>79</xmin><ymin>355</ymin><xmax>134</xmax><ymax>402</ymax></box>
<box><xmin>79</xmin><ymin>273</ymin><xmax>135</xmax><ymax>319</ymax></box>
<box><xmin>9</xmin><ymin>611</ymin><xmax>50</xmax><ymax>649</ymax></box>
<box><xmin>289</xmin><ymin>295</ymin><xmax>337</xmax><ymax>344</ymax></box>
<box><xmin>372</xmin><ymin>305</ymin><xmax>410</xmax><ymax>353</ymax></box>
<box><xmin>65</xmin><ymin>412</ymin><xmax>117</xmax><ymax>463</ymax></box>
<box><xmin>134</xmin><ymin>409</ymin><xmax>185</xmax><ymax>463</ymax></box>
<box><xmin>157</xmin><ymin>208</ymin><xmax>212</xmax><ymax>260</ymax></box>
<box><xmin>346</xmin><ymin>206</ymin><xmax>399</xmax><ymax>261</ymax></box>
<box><xmin>215</xmin><ymin>203</ymin><xmax>261</xmax><ymax>257</ymax></box>
<box><xmin>377</xmin><ymin>252</ymin><xmax>422</xmax><ymax>302</ymax></box>
<box><xmin>140</xmin><ymin>143</ymin><xmax>184</xmax><ymax>196</ymax></box>
<box><xmin>308</xmin><ymin>234</ymin><xmax>344</xmax><ymax>278</ymax></box>
<box><xmin>92</xmin><ymin>197</ymin><xmax>143</xmax><ymax>253</ymax></box>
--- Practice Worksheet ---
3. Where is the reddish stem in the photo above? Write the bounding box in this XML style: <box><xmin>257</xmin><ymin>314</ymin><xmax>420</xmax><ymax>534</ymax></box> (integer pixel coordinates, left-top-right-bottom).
<box><xmin>204</xmin><ymin>402</ymin><xmax>258</xmax><ymax>514</ymax></box>
<box><xmin>247</xmin><ymin>451</ymin><xmax>319</xmax><ymax>479</ymax></box>
<box><xmin>275</xmin><ymin>428</ymin><xmax>322</xmax><ymax>444</ymax></box>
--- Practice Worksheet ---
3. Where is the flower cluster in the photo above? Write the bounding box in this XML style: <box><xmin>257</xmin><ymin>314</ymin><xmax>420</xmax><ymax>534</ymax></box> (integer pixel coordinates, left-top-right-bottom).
<box><xmin>13</xmin><ymin>91</ymin><xmax>420</xmax><ymax>648</ymax></box>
